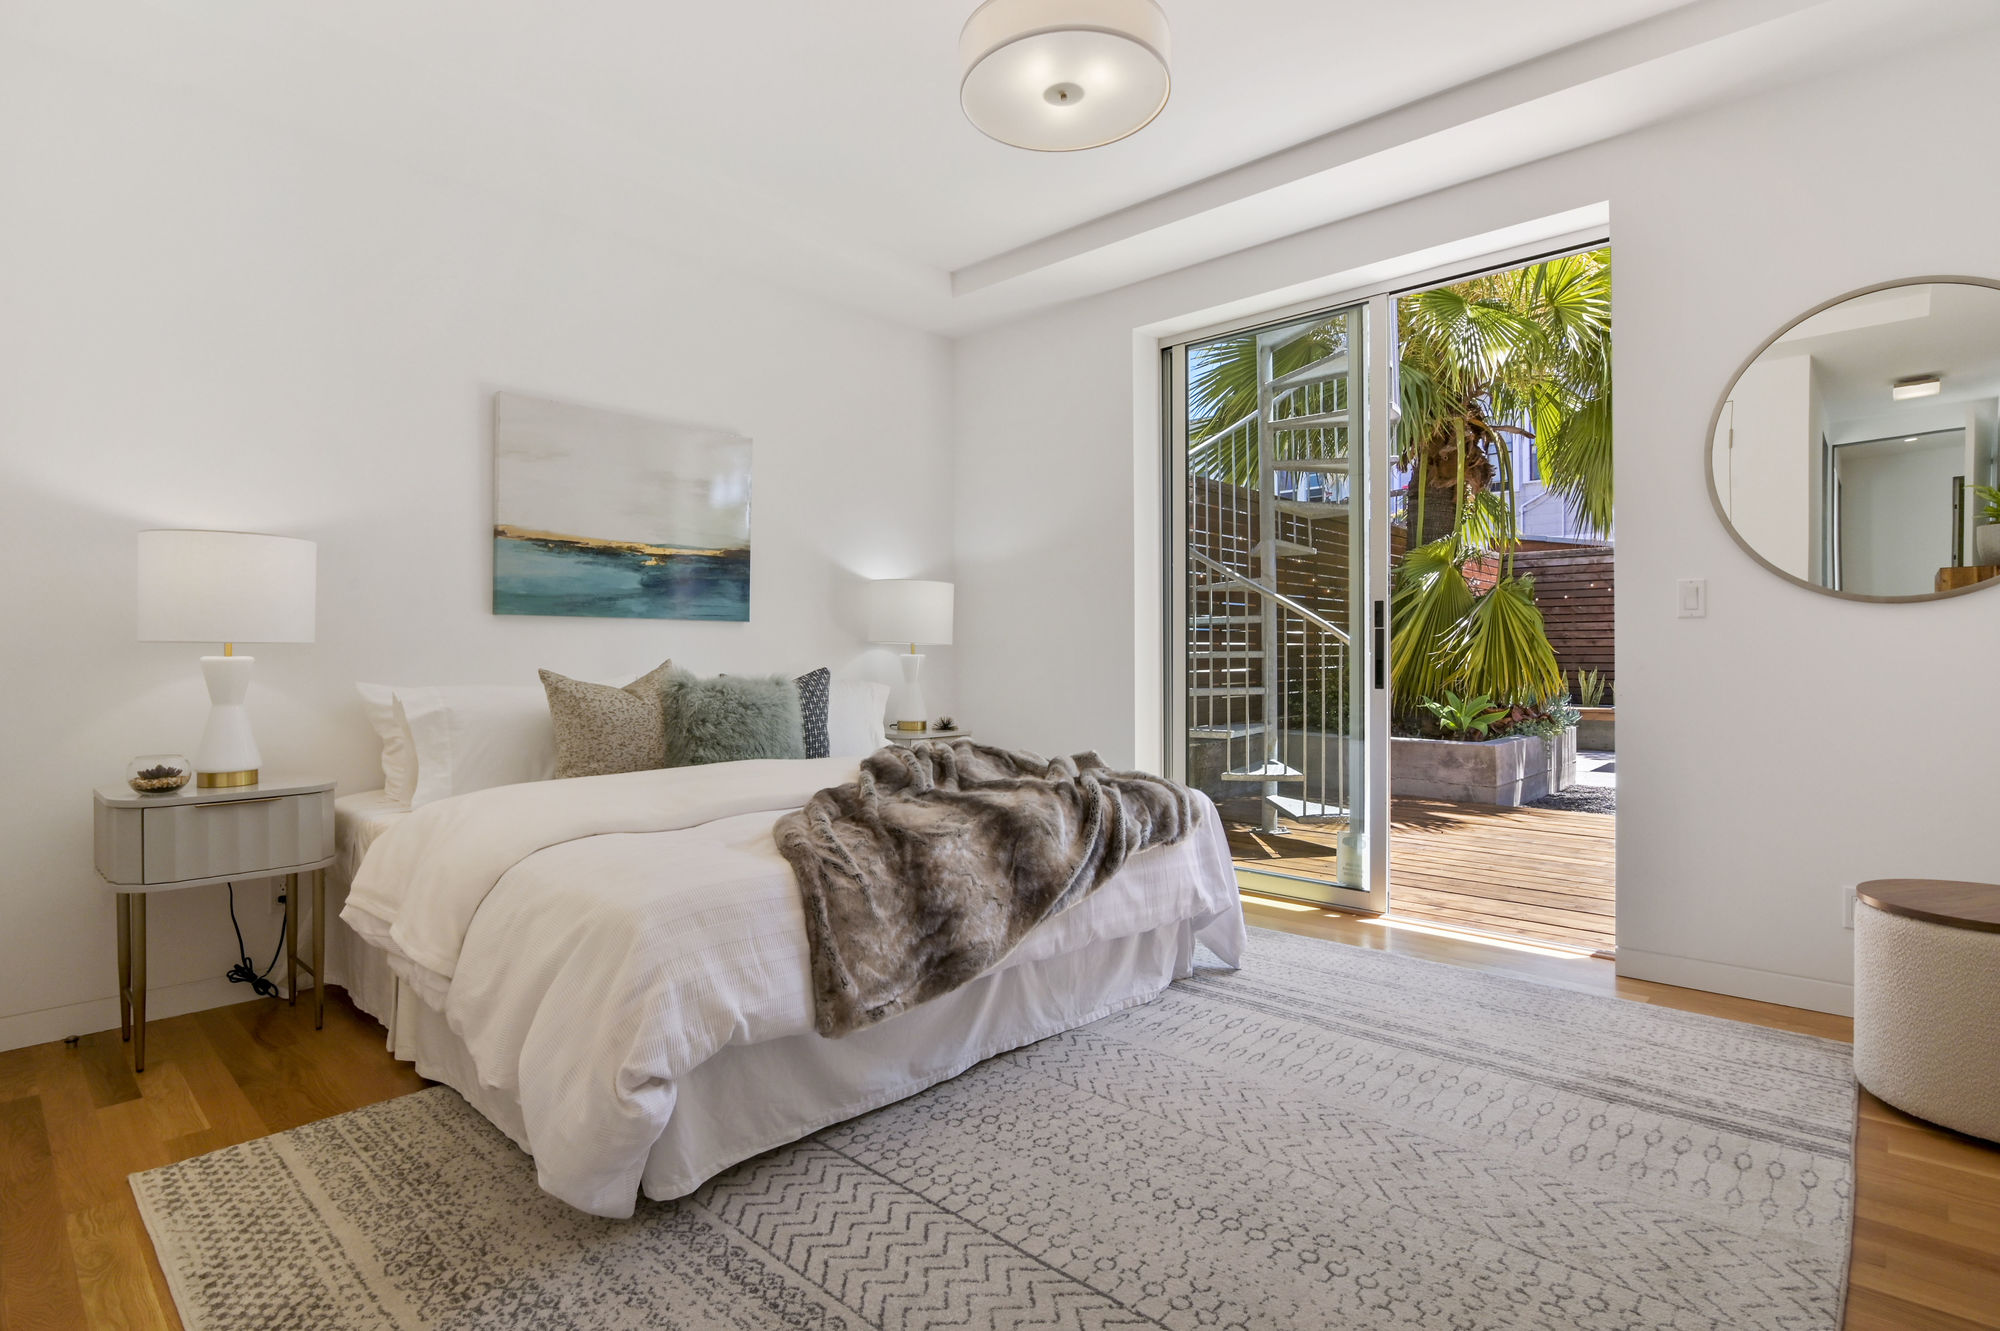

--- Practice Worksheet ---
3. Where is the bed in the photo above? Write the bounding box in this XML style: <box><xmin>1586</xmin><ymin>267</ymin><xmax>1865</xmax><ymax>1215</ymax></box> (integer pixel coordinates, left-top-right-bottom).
<box><xmin>327</xmin><ymin>758</ymin><xmax>1244</xmax><ymax>1219</ymax></box>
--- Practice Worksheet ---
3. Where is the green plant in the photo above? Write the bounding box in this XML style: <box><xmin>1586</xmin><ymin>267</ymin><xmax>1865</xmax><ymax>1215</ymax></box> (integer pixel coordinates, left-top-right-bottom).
<box><xmin>1187</xmin><ymin>250</ymin><xmax>1610</xmax><ymax>718</ymax></box>
<box><xmin>1397</xmin><ymin>252</ymin><xmax>1613</xmax><ymax>543</ymax></box>
<box><xmin>1420</xmin><ymin>690</ymin><xmax>1507</xmax><ymax>739</ymax></box>
<box><xmin>1450</xmin><ymin>574</ymin><xmax>1564</xmax><ymax>702</ymax></box>
<box><xmin>1974</xmin><ymin>484</ymin><xmax>2000</xmax><ymax>525</ymax></box>
<box><xmin>1574</xmin><ymin>668</ymin><xmax>1607</xmax><ymax>708</ymax></box>
<box><xmin>1188</xmin><ymin>251</ymin><xmax>1613</xmax><ymax>539</ymax></box>
<box><xmin>1390</xmin><ymin>539</ymin><xmax>1475</xmax><ymax>701</ymax></box>
<box><xmin>1494</xmin><ymin>696</ymin><xmax>1580</xmax><ymax>741</ymax></box>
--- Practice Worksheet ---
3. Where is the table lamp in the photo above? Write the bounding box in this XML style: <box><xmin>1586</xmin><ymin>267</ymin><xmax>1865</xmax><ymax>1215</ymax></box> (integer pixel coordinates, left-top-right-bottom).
<box><xmin>866</xmin><ymin>579</ymin><xmax>953</xmax><ymax>733</ymax></box>
<box><xmin>137</xmin><ymin>530</ymin><xmax>316</xmax><ymax>787</ymax></box>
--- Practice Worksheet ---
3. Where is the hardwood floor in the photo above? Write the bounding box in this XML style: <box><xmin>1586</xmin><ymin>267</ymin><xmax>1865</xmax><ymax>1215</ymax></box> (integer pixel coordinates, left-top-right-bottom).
<box><xmin>0</xmin><ymin>989</ymin><xmax>426</xmax><ymax>1331</ymax></box>
<box><xmin>2</xmin><ymin>921</ymin><xmax>1995</xmax><ymax>1329</ymax></box>
<box><xmin>1226</xmin><ymin>795</ymin><xmax>1618</xmax><ymax>952</ymax></box>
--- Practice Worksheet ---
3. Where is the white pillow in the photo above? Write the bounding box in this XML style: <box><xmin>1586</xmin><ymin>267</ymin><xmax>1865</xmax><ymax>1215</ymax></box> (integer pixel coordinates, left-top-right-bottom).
<box><xmin>354</xmin><ymin>683</ymin><xmax>418</xmax><ymax>804</ymax></box>
<box><xmin>827</xmin><ymin>679</ymin><xmax>891</xmax><ymax>757</ymax></box>
<box><xmin>398</xmin><ymin>685</ymin><xmax>558</xmax><ymax>808</ymax></box>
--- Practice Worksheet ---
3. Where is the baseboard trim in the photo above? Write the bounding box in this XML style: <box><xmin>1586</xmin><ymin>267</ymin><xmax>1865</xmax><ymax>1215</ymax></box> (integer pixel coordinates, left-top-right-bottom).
<box><xmin>0</xmin><ymin>972</ymin><xmax>316</xmax><ymax>1055</ymax></box>
<box><xmin>1615</xmin><ymin>948</ymin><xmax>1853</xmax><ymax>1017</ymax></box>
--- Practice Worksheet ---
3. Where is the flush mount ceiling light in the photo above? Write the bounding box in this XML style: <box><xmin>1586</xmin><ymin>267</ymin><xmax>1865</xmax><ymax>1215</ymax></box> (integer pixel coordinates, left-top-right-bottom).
<box><xmin>1892</xmin><ymin>374</ymin><xmax>1942</xmax><ymax>400</ymax></box>
<box><xmin>959</xmin><ymin>0</ymin><xmax>1171</xmax><ymax>152</ymax></box>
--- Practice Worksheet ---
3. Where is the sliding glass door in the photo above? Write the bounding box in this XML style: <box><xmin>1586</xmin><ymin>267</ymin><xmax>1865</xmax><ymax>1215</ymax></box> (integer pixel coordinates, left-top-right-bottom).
<box><xmin>1166</xmin><ymin>297</ymin><xmax>1393</xmax><ymax>913</ymax></box>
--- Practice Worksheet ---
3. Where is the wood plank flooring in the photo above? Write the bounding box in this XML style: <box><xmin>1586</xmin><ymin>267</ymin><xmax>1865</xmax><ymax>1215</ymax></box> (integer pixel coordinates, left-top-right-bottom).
<box><xmin>3</xmin><ymin>923</ymin><xmax>1995</xmax><ymax>1330</ymax></box>
<box><xmin>0</xmin><ymin>990</ymin><xmax>427</xmax><ymax>1331</ymax></box>
<box><xmin>1227</xmin><ymin>795</ymin><xmax>1618</xmax><ymax>952</ymax></box>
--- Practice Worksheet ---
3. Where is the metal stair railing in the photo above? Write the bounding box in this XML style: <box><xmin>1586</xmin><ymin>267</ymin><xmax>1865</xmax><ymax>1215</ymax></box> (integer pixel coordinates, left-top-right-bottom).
<box><xmin>1188</xmin><ymin>550</ymin><xmax>1349</xmax><ymax>833</ymax></box>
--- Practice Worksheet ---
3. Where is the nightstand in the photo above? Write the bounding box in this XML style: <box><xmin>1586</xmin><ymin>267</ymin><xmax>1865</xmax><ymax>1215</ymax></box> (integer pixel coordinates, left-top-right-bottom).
<box><xmin>92</xmin><ymin>775</ymin><xmax>335</xmax><ymax>1071</ymax></box>
<box><xmin>883</xmin><ymin>728</ymin><xmax>972</xmax><ymax>748</ymax></box>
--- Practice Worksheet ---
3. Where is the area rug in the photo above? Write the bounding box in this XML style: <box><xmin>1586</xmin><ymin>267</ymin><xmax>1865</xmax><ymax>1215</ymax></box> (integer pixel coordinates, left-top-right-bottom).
<box><xmin>132</xmin><ymin>928</ymin><xmax>1855</xmax><ymax>1330</ymax></box>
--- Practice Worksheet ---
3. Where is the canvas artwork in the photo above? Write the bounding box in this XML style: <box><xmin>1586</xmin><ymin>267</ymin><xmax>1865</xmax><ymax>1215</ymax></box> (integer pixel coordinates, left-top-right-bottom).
<box><xmin>492</xmin><ymin>392</ymin><xmax>751</xmax><ymax>621</ymax></box>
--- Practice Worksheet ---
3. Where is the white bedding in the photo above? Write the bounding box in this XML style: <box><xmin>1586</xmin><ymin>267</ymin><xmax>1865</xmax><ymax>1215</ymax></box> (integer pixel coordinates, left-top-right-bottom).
<box><xmin>341</xmin><ymin>759</ymin><xmax>1245</xmax><ymax>1217</ymax></box>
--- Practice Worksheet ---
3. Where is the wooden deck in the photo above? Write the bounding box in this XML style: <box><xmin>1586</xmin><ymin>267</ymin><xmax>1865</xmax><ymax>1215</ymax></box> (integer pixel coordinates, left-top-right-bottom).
<box><xmin>1225</xmin><ymin>797</ymin><xmax>1616</xmax><ymax>952</ymax></box>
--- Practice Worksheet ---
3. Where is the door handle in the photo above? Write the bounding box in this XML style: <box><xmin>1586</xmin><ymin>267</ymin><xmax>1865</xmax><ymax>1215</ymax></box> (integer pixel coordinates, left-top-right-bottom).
<box><xmin>1373</xmin><ymin>600</ymin><xmax>1385</xmax><ymax>690</ymax></box>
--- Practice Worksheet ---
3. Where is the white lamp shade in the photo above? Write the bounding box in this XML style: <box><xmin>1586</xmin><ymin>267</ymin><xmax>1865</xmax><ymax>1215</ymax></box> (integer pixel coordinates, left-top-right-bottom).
<box><xmin>137</xmin><ymin>530</ymin><xmax>317</xmax><ymax>644</ymax></box>
<box><xmin>960</xmin><ymin>0</ymin><xmax>1171</xmax><ymax>152</ymax></box>
<box><xmin>867</xmin><ymin>580</ymin><xmax>954</xmax><ymax>647</ymax></box>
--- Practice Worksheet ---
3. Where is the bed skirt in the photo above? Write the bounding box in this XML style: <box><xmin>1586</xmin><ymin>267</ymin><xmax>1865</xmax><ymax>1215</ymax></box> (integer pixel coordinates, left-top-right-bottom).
<box><xmin>339</xmin><ymin>903</ymin><xmax>1200</xmax><ymax>1205</ymax></box>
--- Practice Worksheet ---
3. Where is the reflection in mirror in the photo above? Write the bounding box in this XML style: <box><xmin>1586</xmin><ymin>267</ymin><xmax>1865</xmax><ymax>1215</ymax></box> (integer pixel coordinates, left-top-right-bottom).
<box><xmin>1710</xmin><ymin>281</ymin><xmax>2000</xmax><ymax>599</ymax></box>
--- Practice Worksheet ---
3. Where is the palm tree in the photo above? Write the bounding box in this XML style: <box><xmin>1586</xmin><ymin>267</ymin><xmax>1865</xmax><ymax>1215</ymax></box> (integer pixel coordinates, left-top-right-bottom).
<box><xmin>1187</xmin><ymin>249</ymin><xmax>1612</xmax><ymax>710</ymax></box>
<box><xmin>1398</xmin><ymin>251</ymin><xmax>1612</xmax><ymax>547</ymax></box>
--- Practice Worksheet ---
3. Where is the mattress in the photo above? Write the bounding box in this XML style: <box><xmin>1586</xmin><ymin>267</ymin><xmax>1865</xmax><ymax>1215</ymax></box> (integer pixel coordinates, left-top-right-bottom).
<box><xmin>328</xmin><ymin>790</ymin><xmax>409</xmax><ymax>1023</ymax></box>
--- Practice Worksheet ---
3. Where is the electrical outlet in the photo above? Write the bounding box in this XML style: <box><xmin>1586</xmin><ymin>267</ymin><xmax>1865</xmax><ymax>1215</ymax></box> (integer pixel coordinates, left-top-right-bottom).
<box><xmin>1841</xmin><ymin>884</ymin><xmax>1856</xmax><ymax>930</ymax></box>
<box><xmin>272</xmin><ymin>882</ymin><xmax>288</xmax><ymax>921</ymax></box>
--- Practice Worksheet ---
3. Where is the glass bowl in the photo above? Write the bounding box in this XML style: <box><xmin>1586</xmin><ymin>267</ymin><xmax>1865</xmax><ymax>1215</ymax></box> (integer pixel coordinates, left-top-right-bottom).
<box><xmin>127</xmin><ymin>754</ymin><xmax>193</xmax><ymax>794</ymax></box>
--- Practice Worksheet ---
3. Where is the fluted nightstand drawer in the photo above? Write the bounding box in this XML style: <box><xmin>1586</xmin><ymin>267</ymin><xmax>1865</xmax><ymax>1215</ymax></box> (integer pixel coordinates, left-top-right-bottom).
<box><xmin>138</xmin><ymin>791</ymin><xmax>331</xmax><ymax>884</ymax></box>
<box><xmin>94</xmin><ymin>777</ymin><xmax>337</xmax><ymax>888</ymax></box>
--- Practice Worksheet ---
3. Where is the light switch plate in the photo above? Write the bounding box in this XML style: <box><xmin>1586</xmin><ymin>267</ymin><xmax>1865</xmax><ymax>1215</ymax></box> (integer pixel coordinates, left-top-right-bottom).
<box><xmin>1842</xmin><ymin>884</ymin><xmax>1856</xmax><ymax>930</ymax></box>
<box><xmin>1677</xmin><ymin>578</ymin><xmax>1707</xmax><ymax>618</ymax></box>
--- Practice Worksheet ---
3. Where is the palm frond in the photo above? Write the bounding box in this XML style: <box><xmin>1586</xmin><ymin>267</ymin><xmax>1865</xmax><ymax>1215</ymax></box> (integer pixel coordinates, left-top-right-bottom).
<box><xmin>1450</xmin><ymin>576</ymin><xmax>1565</xmax><ymax>703</ymax></box>
<box><xmin>1390</xmin><ymin>539</ymin><xmax>1474</xmax><ymax>705</ymax></box>
<box><xmin>1540</xmin><ymin>390</ymin><xmax>1614</xmax><ymax>537</ymax></box>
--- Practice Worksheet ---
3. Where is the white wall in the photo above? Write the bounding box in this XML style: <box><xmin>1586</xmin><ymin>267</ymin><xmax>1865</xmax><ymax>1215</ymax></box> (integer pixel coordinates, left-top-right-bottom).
<box><xmin>1837</xmin><ymin>434</ymin><xmax>1963</xmax><ymax>596</ymax></box>
<box><xmin>1715</xmin><ymin>354</ymin><xmax>1816</xmax><ymax>581</ymax></box>
<box><xmin>1966</xmin><ymin>400</ymin><xmax>1998</xmax><ymax>558</ymax></box>
<box><xmin>954</xmin><ymin>31</ymin><xmax>2000</xmax><ymax>1015</ymax></box>
<box><xmin>0</xmin><ymin>42</ymin><xmax>955</xmax><ymax>1050</ymax></box>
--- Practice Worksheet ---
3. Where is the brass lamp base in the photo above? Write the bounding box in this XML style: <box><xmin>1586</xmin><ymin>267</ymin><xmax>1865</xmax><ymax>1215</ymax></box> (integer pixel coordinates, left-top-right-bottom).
<box><xmin>892</xmin><ymin>720</ymin><xmax>927</xmax><ymax>733</ymax></box>
<box><xmin>198</xmin><ymin>768</ymin><xmax>259</xmax><ymax>789</ymax></box>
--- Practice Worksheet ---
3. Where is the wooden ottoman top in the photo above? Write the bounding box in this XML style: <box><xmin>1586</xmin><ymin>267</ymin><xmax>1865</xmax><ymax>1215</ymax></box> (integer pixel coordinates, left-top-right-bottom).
<box><xmin>1856</xmin><ymin>880</ymin><xmax>2000</xmax><ymax>933</ymax></box>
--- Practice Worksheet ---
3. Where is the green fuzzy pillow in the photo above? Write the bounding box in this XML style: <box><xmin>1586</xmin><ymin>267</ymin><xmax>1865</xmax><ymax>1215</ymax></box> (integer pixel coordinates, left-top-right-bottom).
<box><xmin>661</xmin><ymin>669</ymin><xmax>806</xmax><ymax>767</ymax></box>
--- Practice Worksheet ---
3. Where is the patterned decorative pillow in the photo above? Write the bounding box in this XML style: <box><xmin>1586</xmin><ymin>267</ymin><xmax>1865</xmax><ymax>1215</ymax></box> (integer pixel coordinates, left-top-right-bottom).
<box><xmin>538</xmin><ymin>660</ymin><xmax>674</xmax><ymax>779</ymax></box>
<box><xmin>794</xmin><ymin>667</ymin><xmax>831</xmax><ymax>759</ymax></box>
<box><xmin>662</xmin><ymin>669</ymin><xmax>806</xmax><ymax>768</ymax></box>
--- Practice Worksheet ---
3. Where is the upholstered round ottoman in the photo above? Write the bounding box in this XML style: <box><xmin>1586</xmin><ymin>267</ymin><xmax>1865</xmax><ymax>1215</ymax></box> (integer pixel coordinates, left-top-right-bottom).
<box><xmin>1853</xmin><ymin>880</ymin><xmax>2000</xmax><ymax>1142</ymax></box>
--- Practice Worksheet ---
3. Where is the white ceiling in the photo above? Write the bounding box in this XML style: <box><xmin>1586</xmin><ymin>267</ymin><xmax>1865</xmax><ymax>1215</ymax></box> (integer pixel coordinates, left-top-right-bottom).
<box><xmin>12</xmin><ymin>0</ymin><xmax>1999</xmax><ymax>330</ymax></box>
<box><xmin>289</xmin><ymin>0</ymin><xmax>1693</xmax><ymax>272</ymax></box>
<box><xmin>1772</xmin><ymin>283</ymin><xmax>2000</xmax><ymax>442</ymax></box>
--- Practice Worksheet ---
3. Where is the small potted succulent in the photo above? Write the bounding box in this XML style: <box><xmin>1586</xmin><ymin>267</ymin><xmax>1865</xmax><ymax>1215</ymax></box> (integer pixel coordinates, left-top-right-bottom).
<box><xmin>126</xmin><ymin>754</ymin><xmax>193</xmax><ymax>793</ymax></box>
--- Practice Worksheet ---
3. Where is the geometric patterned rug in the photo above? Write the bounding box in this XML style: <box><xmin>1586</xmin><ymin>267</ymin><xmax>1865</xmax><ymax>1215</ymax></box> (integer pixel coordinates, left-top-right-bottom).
<box><xmin>132</xmin><ymin>927</ymin><xmax>1855</xmax><ymax>1330</ymax></box>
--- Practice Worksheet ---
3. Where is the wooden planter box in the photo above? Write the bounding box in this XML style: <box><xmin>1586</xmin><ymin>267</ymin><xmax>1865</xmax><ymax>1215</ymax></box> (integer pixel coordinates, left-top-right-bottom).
<box><xmin>1576</xmin><ymin>706</ymin><xmax>1614</xmax><ymax>753</ymax></box>
<box><xmin>1391</xmin><ymin>727</ymin><xmax>1577</xmax><ymax>807</ymax></box>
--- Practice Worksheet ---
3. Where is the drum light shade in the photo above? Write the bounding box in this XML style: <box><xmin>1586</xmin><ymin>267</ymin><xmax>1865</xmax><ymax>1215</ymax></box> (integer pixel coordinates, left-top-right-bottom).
<box><xmin>959</xmin><ymin>0</ymin><xmax>1171</xmax><ymax>152</ymax></box>
<box><xmin>137</xmin><ymin>530</ymin><xmax>316</xmax><ymax>644</ymax></box>
<box><xmin>866</xmin><ymin>580</ymin><xmax>954</xmax><ymax>647</ymax></box>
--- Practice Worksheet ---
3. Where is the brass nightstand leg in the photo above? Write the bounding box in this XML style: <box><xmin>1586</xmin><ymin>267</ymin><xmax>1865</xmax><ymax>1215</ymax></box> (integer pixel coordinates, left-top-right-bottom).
<box><xmin>130</xmin><ymin>896</ymin><xmax>147</xmax><ymax>1073</ymax></box>
<box><xmin>312</xmin><ymin>868</ymin><xmax>326</xmax><ymax>1030</ymax></box>
<box><xmin>116</xmin><ymin>892</ymin><xmax>132</xmax><ymax>1042</ymax></box>
<box><xmin>285</xmin><ymin>872</ymin><xmax>299</xmax><ymax>1005</ymax></box>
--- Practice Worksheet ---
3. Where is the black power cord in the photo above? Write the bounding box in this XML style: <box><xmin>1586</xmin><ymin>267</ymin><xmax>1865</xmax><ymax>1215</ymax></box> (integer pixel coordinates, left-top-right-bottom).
<box><xmin>225</xmin><ymin>882</ymin><xmax>288</xmax><ymax>998</ymax></box>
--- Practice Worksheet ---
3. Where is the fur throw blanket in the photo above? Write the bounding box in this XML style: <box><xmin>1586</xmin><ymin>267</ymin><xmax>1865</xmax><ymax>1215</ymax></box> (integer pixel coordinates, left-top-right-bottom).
<box><xmin>774</xmin><ymin>741</ymin><xmax>1198</xmax><ymax>1038</ymax></box>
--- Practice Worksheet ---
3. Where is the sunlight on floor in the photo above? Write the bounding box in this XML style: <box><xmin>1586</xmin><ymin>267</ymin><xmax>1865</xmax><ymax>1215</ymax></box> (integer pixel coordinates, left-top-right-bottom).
<box><xmin>1375</xmin><ymin>915</ymin><xmax>1599</xmax><ymax>959</ymax></box>
<box><xmin>1238</xmin><ymin>892</ymin><xmax>1319</xmax><ymax>913</ymax></box>
<box><xmin>1240</xmin><ymin>890</ymin><xmax>1599</xmax><ymax>959</ymax></box>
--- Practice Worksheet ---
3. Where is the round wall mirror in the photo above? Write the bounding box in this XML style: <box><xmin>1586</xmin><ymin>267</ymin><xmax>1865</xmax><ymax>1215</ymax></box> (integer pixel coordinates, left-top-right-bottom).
<box><xmin>1707</xmin><ymin>277</ymin><xmax>2000</xmax><ymax>601</ymax></box>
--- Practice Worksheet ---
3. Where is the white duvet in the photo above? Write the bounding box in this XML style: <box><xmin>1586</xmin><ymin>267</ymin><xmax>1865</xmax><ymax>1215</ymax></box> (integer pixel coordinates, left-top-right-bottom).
<box><xmin>342</xmin><ymin>758</ymin><xmax>1243</xmax><ymax>1215</ymax></box>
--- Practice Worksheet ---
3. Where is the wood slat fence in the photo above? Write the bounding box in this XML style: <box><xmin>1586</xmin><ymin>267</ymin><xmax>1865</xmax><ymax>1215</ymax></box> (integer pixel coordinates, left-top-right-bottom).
<box><xmin>1514</xmin><ymin>545</ymin><xmax>1614</xmax><ymax>702</ymax></box>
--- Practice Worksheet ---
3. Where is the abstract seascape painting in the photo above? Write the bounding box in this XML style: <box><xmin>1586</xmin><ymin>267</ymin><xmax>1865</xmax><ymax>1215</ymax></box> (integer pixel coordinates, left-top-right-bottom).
<box><xmin>492</xmin><ymin>392</ymin><xmax>751</xmax><ymax>621</ymax></box>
